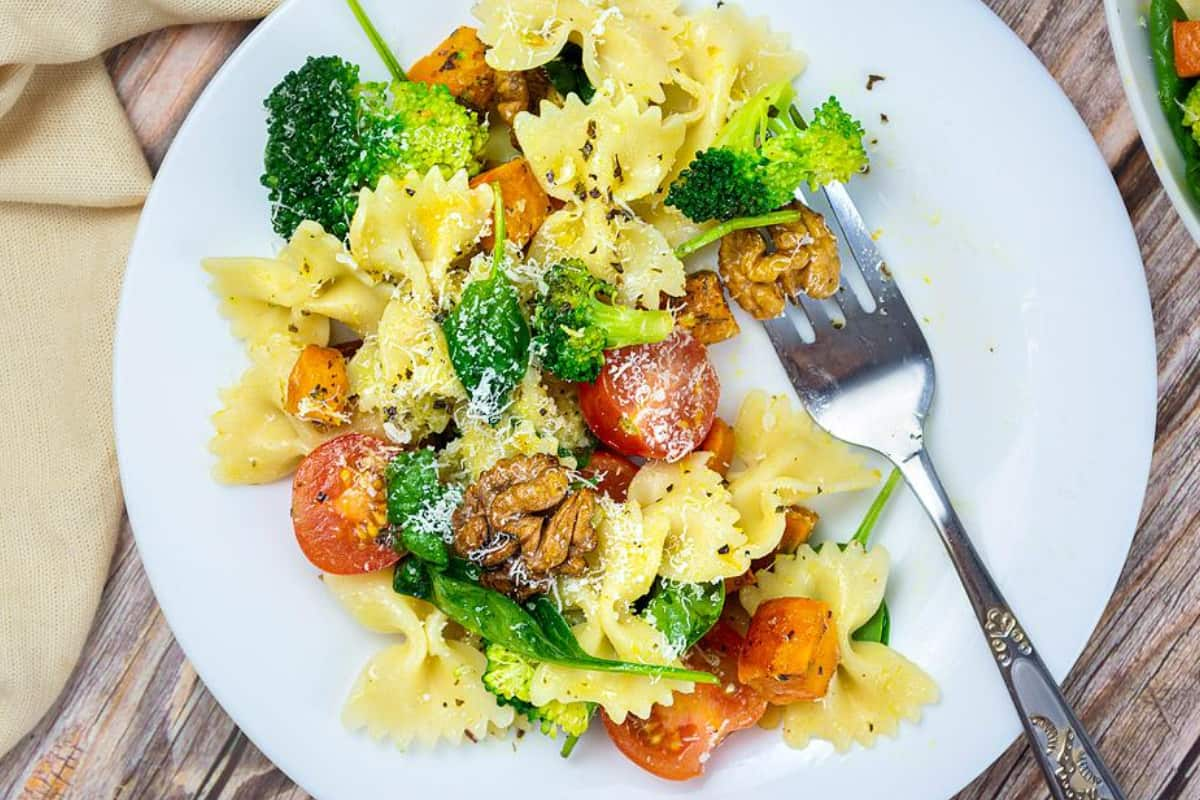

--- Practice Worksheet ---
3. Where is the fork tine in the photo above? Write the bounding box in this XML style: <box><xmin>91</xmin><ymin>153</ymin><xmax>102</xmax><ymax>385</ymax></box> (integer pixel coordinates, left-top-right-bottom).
<box><xmin>822</xmin><ymin>182</ymin><xmax>898</xmax><ymax>306</ymax></box>
<box><xmin>796</xmin><ymin>292</ymin><xmax>834</xmax><ymax>333</ymax></box>
<box><xmin>762</xmin><ymin>307</ymin><xmax>809</xmax><ymax>353</ymax></box>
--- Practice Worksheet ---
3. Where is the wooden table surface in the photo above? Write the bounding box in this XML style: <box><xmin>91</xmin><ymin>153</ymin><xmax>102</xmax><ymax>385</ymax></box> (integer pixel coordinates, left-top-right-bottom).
<box><xmin>2</xmin><ymin>1</ymin><xmax>1198</xmax><ymax>797</ymax></box>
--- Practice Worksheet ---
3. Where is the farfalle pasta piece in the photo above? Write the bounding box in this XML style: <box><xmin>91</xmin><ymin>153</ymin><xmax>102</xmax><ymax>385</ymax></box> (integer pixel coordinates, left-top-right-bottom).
<box><xmin>666</xmin><ymin>6</ymin><xmax>807</xmax><ymax>181</ymax></box>
<box><xmin>627</xmin><ymin>454</ymin><xmax>749</xmax><ymax>582</ymax></box>
<box><xmin>516</xmin><ymin>93</ymin><xmax>684</xmax><ymax>205</ymax></box>
<box><xmin>740</xmin><ymin>545</ymin><xmax>939</xmax><ymax>752</ymax></box>
<box><xmin>591</xmin><ymin>496</ymin><xmax>668</xmax><ymax>605</ymax></box>
<box><xmin>529</xmin><ymin>580</ymin><xmax>694</xmax><ymax>722</ymax></box>
<box><xmin>475</xmin><ymin>0</ymin><xmax>685</xmax><ymax>104</ymax></box>
<box><xmin>347</xmin><ymin>294</ymin><xmax>467</xmax><ymax>445</ymax></box>
<box><xmin>326</xmin><ymin>570</ymin><xmax>515</xmax><ymax>748</ymax></box>
<box><xmin>529</xmin><ymin>204</ymin><xmax>685</xmax><ymax>306</ymax></box>
<box><xmin>349</xmin><ymin>169</ymin><xmax>493</xmax><ymax>311</ymax></box>
<box><xmin>517</xmin><ymin>92</ymin><xmax>687</xmax><ymax>306</ymax></box>
<box><xmin>210</xmin><ymin>333</ymin><xmax>379</xmax><ymax>484</ymax></box>
<box><xmin>324</xmin><ymin>567</ymin><xmax>427</xmax><ymax>633</ymax></box>
<box><xmin>729</xmin><ymin>391</ymin><xmax>879</xmax><ymax>559</ymax></box>
<box><xmin>204</xmin><ymin>221</ymin><xmax>392</xmax><ymax>345</ymax></box>
<box><xmin>640</xmin><ymin>5</ymin><xmax>807</xmax><ymax>245</ymax></box>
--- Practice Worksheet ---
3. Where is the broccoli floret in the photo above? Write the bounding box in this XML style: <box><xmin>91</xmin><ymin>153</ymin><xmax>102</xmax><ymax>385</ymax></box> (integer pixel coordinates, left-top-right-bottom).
<box><xmin>667</xmin><ymin>149</ymin><xmax>779</xmax><ymax>223</ymax></box>
<box><xmin>352</xmin><ymin>81</ymin><xmax>488</xmax><ymax>188</ymax></box>
<box><xmin>482</xmin><ymin>643</ymin><xmax>594</xmax><ymax>742</ymax></box>
<box><xmin>532</xmin><ymin>260</ymin><xmax>675</xmax><ymax>383</ymax></box>
<box><xmin>262</xmin><ymin>56</ymin><xmax>367</xmax><ymax>240</ymax></box>
<box><xmin>261</xmin><ymin>4</ymin><xmax>487</xmax><ymax>241</ymax></box>
<box><xmin>1183</xmin><ymin>83</ymin><xmax>1200</xmax><ymax>146</ymax></box>
<box><xmin>666</xmin><ymin>80</ymin><xmax>868</xmax><ymax>225</ymax></box>
<box><xmin>764</xmin><ymin>97</ymin><xmax>869</xmax><ymax>193</ymax></box>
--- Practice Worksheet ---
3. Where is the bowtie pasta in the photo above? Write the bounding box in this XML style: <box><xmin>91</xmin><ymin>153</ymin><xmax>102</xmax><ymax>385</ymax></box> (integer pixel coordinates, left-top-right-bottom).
<box><xmin>325</xmin><ymin>570</ymin><xmax>516</xmax><ymax>748</ymax></box>
<box><xmin>517</xmin><ymin>92</ymin><xmax>688</xmax><ymax>306</ymax></box>
<box><xmin>476</xmin><ymin>0</ymin><xmax>685</xmax><ymax>104</ymax></box>
<box><xmin>349</xmin><ymin>169</ymin><xmax>494</xmax><ymax>311</ymax></box>
<box><xmin>740</xmin><ymin>545</ymin><xmax>940</xmax><ymax>751</ymax></box>
<box><xmin>205</xmin><ymin>0</ymin><xmax>926</xmax><ymax>782</ymax></box>
<box><xmin>205</xmin><ymin>221</ymin><xmax>392</xmax><ymax>342</ymax></box>
<box><xmin>346</xmin><ymin>294</ymin><xmax>466</xmax><ymax>444</ymax></box>
<box><xmin>730</xmin><ymin>391</ymin><xmax>881</xmax><ymax>559</ymax></box>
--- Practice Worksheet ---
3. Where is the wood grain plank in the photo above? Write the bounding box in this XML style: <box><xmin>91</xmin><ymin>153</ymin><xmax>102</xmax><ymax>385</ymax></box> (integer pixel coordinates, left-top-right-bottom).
<box><xmin>104</xmin><ymin>22</ymin><xmax>255</xmax><ymax>171</ymax></box>
<box><xmin>1</xmin><ymin>1</ymin><xmax>1197</xmax><ymax>797</ymax></box>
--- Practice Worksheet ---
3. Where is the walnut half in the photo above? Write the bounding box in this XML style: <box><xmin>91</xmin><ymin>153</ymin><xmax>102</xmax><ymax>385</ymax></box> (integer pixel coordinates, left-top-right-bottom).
<box><xmin>451</xmin><ymin>454</ymin><xmax>597</xmax><ymax>600</ymax></box>
<box><xmin>718</xmin><ymin>203</ymin><xmax>842</xmax><ymax>320</ymax></box>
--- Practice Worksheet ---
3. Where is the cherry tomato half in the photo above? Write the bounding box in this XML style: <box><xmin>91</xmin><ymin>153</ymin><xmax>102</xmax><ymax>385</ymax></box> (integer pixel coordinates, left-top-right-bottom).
<box><xmin>579</xmin><ymin>329</ymin><xmax>719</xmax><ymax>462</ymax></box>
<box><xmin>602</xmin><ymin>621</ymin><xmax>767</xmax><ymax>781</ymax></box>
<box><xmin>291</xmin><ymin>433</ymin><xmax>402</xmax><ymax>575</ymax></box>
<box><xmin>580</xmin><ymin>450</ymin><xmax>639</xmax><ymax>502</ymax></box>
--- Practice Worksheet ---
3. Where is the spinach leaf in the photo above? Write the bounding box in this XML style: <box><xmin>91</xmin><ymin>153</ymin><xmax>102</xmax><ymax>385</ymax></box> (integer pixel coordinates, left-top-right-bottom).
<box><xmin>845</xmin><ymin>468</ymin><xmax>901</xmax><ymax>645</ymax></box>
<box><xmin>393</xmin><ymin>558</ymin><xmax>432</xmax><ymax>600</ymax></box>
<box><xmin>544</xmin><ymin>43</ymin><xmax>595</xmax><ymax>103</ymax></box>
<box><xmin>852</xmin><ymin>601</ymin><xmax>891</xmax><ymax>645</ymax></box>
<box><xmin>428</xmin><ymin>571</ymin><xmax>718</xmax><ymax>684</ymax></box>
<box><xmin>443</xmin><ymin>184</ymin><xmax>531</xmax><ymax>423</ymax></box>
<box><xmin>641</xmin><ymin>579</ymin><xmax>725</xmax><ymax>653</ymax></box>
<box><xmin>385</xmin><ymin>448</ymin><xmax>459</xmax><ymax>567</ymax></box>
<box><xmin>400</xmin><ymin>527</ymin><xmax>449</xmax><ymax>569</ymax></box>
<box><xmin>1151</xmin><ymin>0</ymin><xmax>1200</xmax><ymax>200</ymax></box>
<box><xmin>445</xmin><ymin>556</ymin><xmax>482</xmax><ymax>583</ymax></box>
<box><xmin>526</xmin><ymin>596</ymin><xmax>592</xmax><ymax>659</ymax></box>
<box><xmin>386</xmin><ymin>449</ymin><xmax>441</xmax><ymax>527</ymax></box>
<box><xmin>848</xmin><ymin>467</ymin><xmax>902</xmax><ymax>549</ymax></box>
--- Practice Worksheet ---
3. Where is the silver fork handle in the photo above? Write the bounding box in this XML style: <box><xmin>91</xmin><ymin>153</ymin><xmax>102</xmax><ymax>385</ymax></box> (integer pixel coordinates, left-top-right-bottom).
<box><xmin>897</xmin><ymin>448</ymin><xmax>1126</xmax><ymax>800</ymax></box>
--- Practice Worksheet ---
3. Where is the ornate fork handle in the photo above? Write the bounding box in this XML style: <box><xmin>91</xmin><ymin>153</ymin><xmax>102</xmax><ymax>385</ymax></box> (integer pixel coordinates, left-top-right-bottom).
<box><xmin>897</xmin><ymin>448</ymin><xmax>1126</xmax><ymax>800</ymax></box>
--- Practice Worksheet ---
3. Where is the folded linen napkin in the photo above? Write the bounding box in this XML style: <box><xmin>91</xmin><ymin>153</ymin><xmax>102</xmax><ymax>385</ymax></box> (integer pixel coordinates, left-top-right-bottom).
<box><xmin>0</xmin><ymin>0</ymin><xmax>277</xmax><ymax>758</ymax></box>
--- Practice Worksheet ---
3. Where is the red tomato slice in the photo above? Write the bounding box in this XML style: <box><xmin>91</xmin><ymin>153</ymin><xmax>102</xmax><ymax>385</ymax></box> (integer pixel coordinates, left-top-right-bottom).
<box><xmin>580</xmin><ymin>450</ymin><xmax>639</xmax><ymax>502</ymax></box>
<box><xmin>291</xmin><ymin>433</ymin><xmax>402</xmax><ymax>575</ymax></box>
<box><xmin>579</xmin><ymin>329</ymin><xmax>719</xmax><ymax>462</ymax></box>
<box><xmin>602</xmin><ymin>622</ymin><xmax>767</xmax><ymax>781</ymax></box>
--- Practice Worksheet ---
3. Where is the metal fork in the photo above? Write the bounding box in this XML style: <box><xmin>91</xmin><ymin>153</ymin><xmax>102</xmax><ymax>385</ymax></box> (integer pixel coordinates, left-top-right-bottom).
<box><xmin>763</xmin><ymin>182</ymin><xmax>1127</xmax><ymax>800</ymax></box>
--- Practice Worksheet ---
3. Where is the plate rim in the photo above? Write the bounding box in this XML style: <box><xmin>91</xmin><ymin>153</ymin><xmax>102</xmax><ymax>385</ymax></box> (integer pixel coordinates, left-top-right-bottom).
<box><xmin>112</xmin><ymin>0</ymin><xmax>1159</xmax><ymax>796</ymax></box>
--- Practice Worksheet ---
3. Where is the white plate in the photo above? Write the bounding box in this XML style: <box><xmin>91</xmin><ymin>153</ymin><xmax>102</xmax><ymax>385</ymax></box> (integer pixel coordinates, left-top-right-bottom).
<box><xmin>113</xmin><ymin>1</ymin><xmax>1156</xmax><ymax>798</ymax></box>
<box><xmin>1107</xmin><ymin>0</ymin><xmax>1200</xmax><ymax>241</ymax></box>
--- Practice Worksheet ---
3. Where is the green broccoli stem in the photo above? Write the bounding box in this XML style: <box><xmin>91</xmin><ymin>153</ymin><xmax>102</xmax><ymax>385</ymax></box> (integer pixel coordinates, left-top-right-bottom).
<box><xmin>560</xmin><ymin>734</ymin><xmax>581</xmax><ymax>758</ymax></box>
<box><xmin>849</xmin><ymin>467</ymin><xmax>902</xmax><ymax>549</ymax></box>
<box><xmin>673</xmin><ymin>209</ymin><xmax>804</xmax><ymax>260</ymax></box>
<box><xmin>344</xmin><ymin>0</ymin><xmax>408</xmax><ymax>82</ymax></box>
<box><xmin>588</xmin><ymin>296</ymin><xmax>674</xmax><ymax>348</ymax></box>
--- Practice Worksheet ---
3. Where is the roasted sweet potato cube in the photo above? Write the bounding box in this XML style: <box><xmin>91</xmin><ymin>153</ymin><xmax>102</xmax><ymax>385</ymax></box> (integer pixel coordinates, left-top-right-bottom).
<box><xmin>470</xmin><ymin>158</ymin><xmax>554</xmax><ymax>250</ymax></box>
<box><xmin>409</xmin><ymin>26</ymin><xmax>496</xmax><ymax>110</ymax></box>
<box><xmin>739</xmin><ymin>597</ymin><xmax>840</xmax><ymax>705</ymax></box>
<box><xmin>701</xmin><ymin>417</ymin><xmax>735</xmax><ymax>477</ymax></box>
<box><xmin>676</xmin><ymin>270</ymin><xmax>740</xmax><ymax>345</ymax></box>
<box><xmin>285</xmin><ymin>345</ymin><xmax>351</xmax><ymax>426</ymax></box>
<box><xmin>779</xmin><ymin>507</ymin><xmax>819</xmax><ymax>554</ymax></box>
<box><xmin>1176</xmin><ymin>21</ymin><xmax>1200</xmax><ymax>78</ymax></box>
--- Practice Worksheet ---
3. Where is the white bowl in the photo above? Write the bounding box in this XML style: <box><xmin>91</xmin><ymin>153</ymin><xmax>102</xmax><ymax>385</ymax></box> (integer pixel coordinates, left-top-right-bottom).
<box><xmin>1107</xmin><ymin>0</ymin><xmax>1200</xmax><ymax>240</ymax></box>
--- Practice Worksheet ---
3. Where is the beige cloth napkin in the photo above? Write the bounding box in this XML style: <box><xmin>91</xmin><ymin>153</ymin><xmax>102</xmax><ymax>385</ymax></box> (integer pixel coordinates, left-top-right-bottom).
<box><xmin>0</xmin><ymin>0</ymin><xmax>277</xmax><ymax>758</ymax></box>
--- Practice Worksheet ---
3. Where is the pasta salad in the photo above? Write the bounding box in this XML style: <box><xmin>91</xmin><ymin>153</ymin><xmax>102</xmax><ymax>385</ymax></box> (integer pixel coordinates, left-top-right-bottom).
<box><xmin>203</xmin><ymin>0</ymin><xmax>938</xmax><ymax>781</ymax></box>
